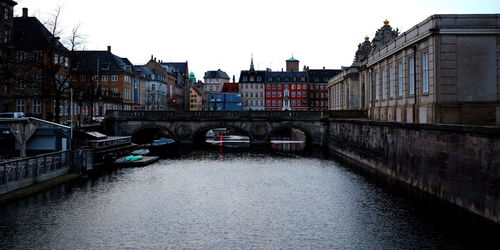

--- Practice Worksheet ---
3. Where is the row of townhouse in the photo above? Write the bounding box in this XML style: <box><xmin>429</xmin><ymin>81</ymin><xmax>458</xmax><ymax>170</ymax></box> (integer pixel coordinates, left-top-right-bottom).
<box><xmin>239</xmin><ymin>57</ymin><xmax>340</xmax><ymax>111</ymax></box>
<box><xmin>0</xmin><ymin>3</ymin><xmax>189</xmax><ymax>124</ymax></box>
<box><xmin>328</xmin><ymin>16</ymin><xmax>500</xmax><ymax>125</ymax></box>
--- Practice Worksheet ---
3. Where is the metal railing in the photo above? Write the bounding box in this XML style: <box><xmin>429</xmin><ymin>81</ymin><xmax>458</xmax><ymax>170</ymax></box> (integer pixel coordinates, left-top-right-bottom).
<box><xmin>0</xmin><ymin>151</ymin><xmax>71</xmax><ymax>185</ymax></box>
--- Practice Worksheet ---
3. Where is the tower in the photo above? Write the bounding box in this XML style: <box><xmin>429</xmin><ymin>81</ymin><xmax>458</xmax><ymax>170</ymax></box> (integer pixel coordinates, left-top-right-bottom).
<box><xmin>286</xmin><ymin>55</ymin><xmax>299</xmax><ymax>72</ymax></box>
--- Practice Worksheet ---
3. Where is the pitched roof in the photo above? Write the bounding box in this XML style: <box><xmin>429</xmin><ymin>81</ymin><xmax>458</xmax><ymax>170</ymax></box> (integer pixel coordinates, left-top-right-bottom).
<box><xmin>190</xmin><ymin>87</ymin><xmax>202</xmax><ymax>96</ymax></box>
<box><xmin>13</xmin><ymin>16</ymin><xmax>68</xmax><ymax>51</ymax></box>
<box><xmin>72</xmin><ymin>50</ymin><xmax>134</xmax><ymax>73</ymax></box>
<box><xmin>239</xmin><ymin>70</ymin><xmax>266</xmax><ymax>83</ymax></box>
<box><xmin>267</xmin><ymin>71</ymin><xmax>307</xmax><ymax>83</ymax></box>
<box><xmin>307</xmin><ymin>69</ymin><xmax>341</xmax><ymax>83</ymax></box>
<box><xmin>160</xmin><ymin>62</ymin><xmax>188</xmax><ymax>75</ymax></box>
<box><xmin>204</xmin><ymin>69</ymin><xmax>230</xmax><ymax>80</ymax></box>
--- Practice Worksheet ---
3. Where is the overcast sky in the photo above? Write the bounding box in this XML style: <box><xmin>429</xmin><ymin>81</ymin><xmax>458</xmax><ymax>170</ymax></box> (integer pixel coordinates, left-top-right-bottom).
<box><xmin>14</xmin><ymin>0</ymin><xmax>500</xmax><ymax>81</ymax></box>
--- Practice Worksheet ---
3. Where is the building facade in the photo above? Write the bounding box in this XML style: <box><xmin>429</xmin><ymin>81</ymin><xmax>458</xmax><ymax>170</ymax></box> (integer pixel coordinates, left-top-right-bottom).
<box><xmin>307</xmin><ymin>68</ymin><xmax>340</xmax><ymax>110</ymax></box>
<box><xmin>189</xmin><ymin>87</ymin><xmax>202</xmax><ymax>111</ymax></box>
<box><xmin>6</xmin><ymin>8</ymin><xmax>72</xmax><ymax>123</ymax></box>
<box><xmin>72</xmin><ymin>46</ymin><xmax>136</xmax><ymax>121</ymax></box>
<box><xmin>239</xmin><ymin>58</ymin><xmax>265</xmax><ymax>110</ymax></box>
<box><xmin>202</xmin><ymin>69</ymin><xmax>230</xmax><ymax>110</ymax></box>
<box><xmin>0</xmin><ymin>0</ymin><xmax>17</xmax><ymax>113</ymax></box>
<box><xmin>328</xmin><ymin>16</ymin><xmax>500</xmax><ymax>125</ymax></box>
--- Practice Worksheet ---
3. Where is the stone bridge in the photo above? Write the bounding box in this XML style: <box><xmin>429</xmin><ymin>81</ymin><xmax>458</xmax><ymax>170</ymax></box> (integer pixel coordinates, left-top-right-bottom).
<box><xmin>104</xmin><ymin>110</ymin><xmax>366</xmax><ymax>146</ymax></box>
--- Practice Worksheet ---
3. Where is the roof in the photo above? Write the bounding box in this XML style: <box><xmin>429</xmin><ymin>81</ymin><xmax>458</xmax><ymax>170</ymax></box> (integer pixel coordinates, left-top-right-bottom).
<box><xmin>1</xmin><ymin>0</ymin><xmax>17</xmax><ymax>6</ymax></box>
<box><xmin>190</xmin><ymin>87</ymin><xmax>202</xmax><ymax>96</ymax></box>
<box><xmin>204</xmin><ymin>69</ymin><xmax>230</xmax><ymax>80</ymax></box>
<box><xmin>160</xmin><ymin>62</ymin><xmax>188</xmax><ymax>75</ymax></box>
<box><xmin>267</xmin><ymin>71</ymin><xmax>307</xmax><ymax>82</ymax></box>
<box><xmin>307</xmin><ymin>69</ymin><xmax>342</xmax><ymax>83</ymax></box>
<box><xmin>222</xmin><ymin>82</ymin><xmax>239</xmax><ymax>93</ymax></box>
<box><xmin>239</xmin><ymin>70</ymin><xmax>266</xmax><ymax>82</ymax></box>
<box><xmin>72</xmin><ymin>50</ymin><xmax>134</xmax><ymax>74</ymax></box>
<box><xmin>13</xmin><ymin>16</ymin><xmax>68</xmax><ymax>52</ymax></box>
<box><xmin>286</xmin><ymin>57</ymin><xmax>299</xmax><ymax>61</ymax></box>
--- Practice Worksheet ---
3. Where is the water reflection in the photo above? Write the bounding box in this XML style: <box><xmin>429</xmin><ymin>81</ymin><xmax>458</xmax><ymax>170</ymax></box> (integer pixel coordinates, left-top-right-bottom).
<box><xmin>0</xmin><ymin>147</ymin><xmax>498</xmax><ymax>249</ymax></box>
<box><xmin>205</xmin><ymin>127</ymin><xmax>307</xmax><ymax>153</ymax></box>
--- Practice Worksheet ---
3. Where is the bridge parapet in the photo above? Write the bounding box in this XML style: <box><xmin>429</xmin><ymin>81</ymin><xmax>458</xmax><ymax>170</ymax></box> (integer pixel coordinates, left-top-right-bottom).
<box><xmin>105</xmin><ymin>110</ymin><xmax>367</xmax><ymax>121</ymax></box>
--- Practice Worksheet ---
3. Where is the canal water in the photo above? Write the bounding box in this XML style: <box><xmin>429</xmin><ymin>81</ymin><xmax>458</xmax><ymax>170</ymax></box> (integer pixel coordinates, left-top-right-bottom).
<box><xmin>0</xmin><ymin>147</ymin><xmax>497</xmax><ymax>249</ymax></box>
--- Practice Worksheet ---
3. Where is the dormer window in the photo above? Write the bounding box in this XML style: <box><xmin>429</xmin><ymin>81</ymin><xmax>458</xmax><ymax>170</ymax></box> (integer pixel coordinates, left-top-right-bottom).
<box><xmin>101</xmin><ymin>63</ymin><xmax>110</xmax><ymax>70</ymax></box>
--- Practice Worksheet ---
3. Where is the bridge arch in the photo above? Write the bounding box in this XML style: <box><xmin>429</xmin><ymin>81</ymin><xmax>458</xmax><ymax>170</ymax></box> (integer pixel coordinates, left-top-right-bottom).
<box><xmin>266</xmin><ymin>125</ymin><xmax>313</xmax><ymax>146</ymax></box>
<box><xmin>131</xmin><ymin>125</ymin><xmax>178</xmax><ymax>144</ymax></box>
<box><xmin>192</xmin><ymin>123</ymin><xmax>254</xmax><ymax>145</ymax></box>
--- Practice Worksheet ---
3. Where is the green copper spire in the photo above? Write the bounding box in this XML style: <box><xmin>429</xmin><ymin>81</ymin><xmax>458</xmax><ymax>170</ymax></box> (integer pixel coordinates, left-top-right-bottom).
<box><xmin>250</xmin><ymin>53</ymin><xmax>255</xmax><ymax>71</ymax></box>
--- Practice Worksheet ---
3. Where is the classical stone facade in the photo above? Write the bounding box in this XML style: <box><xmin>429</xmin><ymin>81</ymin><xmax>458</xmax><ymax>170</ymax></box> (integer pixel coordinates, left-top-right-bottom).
<box><xmin>329</xmin><ymin>15</ymin><xmax>500</xmax><ymax>125</ymax></box>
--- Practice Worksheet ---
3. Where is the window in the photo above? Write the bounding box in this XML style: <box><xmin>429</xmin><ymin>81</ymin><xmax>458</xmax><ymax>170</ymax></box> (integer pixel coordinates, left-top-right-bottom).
<box><xmin>422</xmin><ymin>52</ymin><xmax>429</xmax><ymax>93</ymax></box>
<box><xmin>53</xmin><ymin>53</ymin><xmax>59</xmax><ymax>64</ymax></box>
<box><xmin>382</xmin><ymin>67</ymin><xmax>387</xmax><ymax>98</ymax></box>
<box><xmin>268</xmin><ymin>77</ymin><xmax>273</xmax><ymax>82</ymax></box>
<box><xmin>408</xmin><ymin>57</ymin><xmax>415</xmax><ymax>95</ymax></box>
<box><xmin>256</xmin><ymin>76</ymin><xmax>262</xmax><ymax>82</ymax></box>
<box><xmin>272</xmin><ymin>91</ymin><xmax>276</xmax><ymax>97</ymax></box>
<box><xmin>33</xmin><ymin>51</ymin><xmax>42</xmax><ymax>63</ymax></box>
<box><xmin>300</xmin><ymin>76</ymin><xmax>306</xmax><ymax>81</ymax></box>
<box><xmin>4</xmin><ymin>30</ymin><xmax>9</xmax><ymax>43</ymax></box>
<box><xmin>266</xmin><ymin>91</ymin><xmax>270</xmax><ymax>97</ymax></box>
<box><xmin>266</xmin><ymin>100</ymin><xmax>270</xmax><ymax>106</ymax></box>
<box><xmin>32</xmin><ymin>99</ymin><xmax>42</xmax><ymax>114</ymax></box>
<box><xmin>278</xmin><ymin>91</ymin><xmax>282</xmax><ymax>97</ymax></box>
<box><xmin>101</xmin><ymin>75</ymin><xmax>108</xmax><ymax>82</ymax></box>
<box><xmin>375</xmin><ymin>70</ymin><xmax>380</xmax><ymax>100</ymax></box>
<box><xmin>272</xmin><ymin>100</ymin><xmax>276</xmax><ymax>106</ymax></box>
<box><xmin>242</xmin><ymin>76</ymin><xmax>248</xmax><ymax>82</ymax></box>
<box><xmin>112</xmin><ymin>75</ymin><xmax>118</xmax><ymax>82</ymax></box>
<box><xmin>369</xmin><ymin>70</ymin><xmax>373</xmax><ymax>101</ymax></box>
<box><xmin>4</xmin><ymin>8</ymin><xmax>9</xmax><ymax>20</ymax></box>
<box><xmin>277</xmin><ymin>84</ymin><xmax>282</xmax><ymax>90</ymax></box>
<box><xmin>152</xmin><ymin>84</ymin><xmax>156</xmax><ymax>90</ymax></box>
<box><xmin>80</xmin><ymin>75</ymin><xmax>86</xmax><ymax>82</ymax></box>
<box><xmin>398</xmin><ymin>61</ymin><xmax>403</xmax><ymax>97</ymax></box>
<box><xmin>16</xmin><ymin>99</ymin><xmax>25</xmax><ymax>112</ymax></box>
<box><xmin>292</xmin><ymin>100</ymin><xmax>296</xmax><ymax>106</ymax></box>
<box><xmin>291</xmin><ymin>91</ymin><xmax>296</xmax><ymax>97</ymax></box>
<box><xmin>17</xmin><ymin>51</ymin><xmax>26</xmax><ymax>62</ymax></box>
<box><xmin>71</xmin><ymin>76</ymin><xmax>77</xmax><ymax>83</ymax></box>
<box><xmin>33</xmin><ymin>74</ymin><xmax>42</xmax><ymax>94</ymax></box>
<box><xmin>389</xmin><ymin>65</ymin><xmax>395</xmax><ymax>98</ymax></box>
<box><xmin>298</xmin><ymin>91</ymin><xmax>301</xmax><ymax>97</ymax></box>
<box><xmin>16</xmin><ymin>76</ymin><xmax>24</xmax><ymax>90</ymax></box>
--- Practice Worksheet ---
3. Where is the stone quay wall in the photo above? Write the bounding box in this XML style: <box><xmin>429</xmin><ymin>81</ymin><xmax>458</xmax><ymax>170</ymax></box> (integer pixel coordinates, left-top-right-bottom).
<box><xmin>327</xmin><ymin>119</ymin><xmax>500</xmax><ymax>223</ymax></box>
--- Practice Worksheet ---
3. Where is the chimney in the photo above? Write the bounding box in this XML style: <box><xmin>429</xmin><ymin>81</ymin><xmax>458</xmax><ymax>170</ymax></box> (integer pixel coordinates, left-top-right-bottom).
<box><xmin>233</xmin><ymin>75</ymin><xmax>235</xmax><ymax>83</ymax></box>
<box><xmin>151</xmin><ymin>55</ymin><xmax>153</xmax><ymax>60</ymax></box>
<box><xmin>107</xmin><ymin>46</ymin><xmax>111</xmax><ymax>52</ymax></box>
<box><xmin>22</xmin><ymin>8</ymin><xmax>28</xmax><ymax>17</ymax></box>
<box><xmin>323</xmin><ymin>66</ymin><xmax>325</xmax><ymax>70</ymax></box>
<box><xmin>154</xmin><ymin>57</ymin><xmax>157</xmax><ymax>62</ymax></box>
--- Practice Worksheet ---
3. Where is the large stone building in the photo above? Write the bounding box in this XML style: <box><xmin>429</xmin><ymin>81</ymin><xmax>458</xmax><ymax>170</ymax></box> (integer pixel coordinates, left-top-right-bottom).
<box><xmin>328</xmin><ymin>15</ymin><xmax>500</xmax><ymax>125</ymax></box>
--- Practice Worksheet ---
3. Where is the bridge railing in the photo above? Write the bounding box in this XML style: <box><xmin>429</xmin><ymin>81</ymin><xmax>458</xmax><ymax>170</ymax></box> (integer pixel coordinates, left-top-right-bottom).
<box><xmin>0</xmin><ymin>150</ymin><xmax>71</xmax><ymax>185</ymax></box>
<box><xmin>105</xmin><ymin>110</ymin><xmax>367</xmax><ymax>120</ymax></box>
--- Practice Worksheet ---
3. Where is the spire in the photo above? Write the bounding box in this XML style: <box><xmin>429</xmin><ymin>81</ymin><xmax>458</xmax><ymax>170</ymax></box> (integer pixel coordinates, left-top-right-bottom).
<box><xmin>250</xmin><ymin>53</ymin><xmax>255</xmax><ymax>71</ymax></box>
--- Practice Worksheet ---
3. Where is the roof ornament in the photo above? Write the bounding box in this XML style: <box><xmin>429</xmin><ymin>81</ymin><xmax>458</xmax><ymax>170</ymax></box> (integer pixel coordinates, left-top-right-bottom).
<box><xmin>384</xmin><ymin>19</ymin><xmax>390</xmax><ymax>25</ymax></box>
